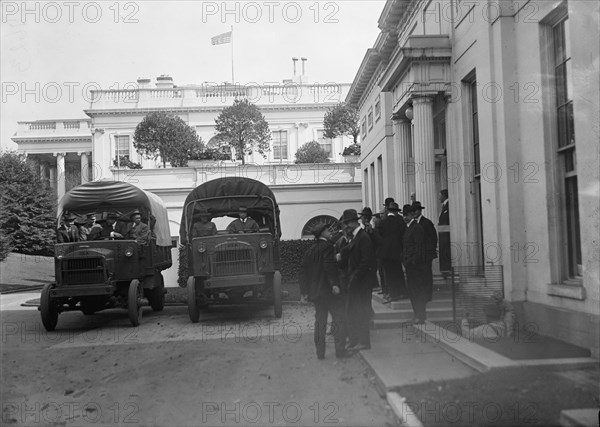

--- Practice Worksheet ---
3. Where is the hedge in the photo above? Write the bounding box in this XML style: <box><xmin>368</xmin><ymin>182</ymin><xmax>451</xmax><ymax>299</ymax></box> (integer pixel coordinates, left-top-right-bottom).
<box><xmin>177</xmin><ymin>238</ymin><xmax>313</xmax><ymax>287</ymax></box>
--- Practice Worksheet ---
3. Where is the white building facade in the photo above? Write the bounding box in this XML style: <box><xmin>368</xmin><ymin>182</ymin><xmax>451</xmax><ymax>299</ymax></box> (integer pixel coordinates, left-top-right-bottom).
<box><xmin>14</xmin><ymin>76</ymin><xmax>363</xmax><ymax>286</ymax></box>
<box><xmin>348</xmin><ymin>0</ymin><xmax>599</xmax><ymax>355</ymax></box>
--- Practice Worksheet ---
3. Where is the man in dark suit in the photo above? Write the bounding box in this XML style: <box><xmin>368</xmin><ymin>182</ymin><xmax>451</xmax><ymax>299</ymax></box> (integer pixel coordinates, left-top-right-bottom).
<box><xmin>92</xmin><ymin>213</ymin><xmax>125</xmax><ymax>240</ymax></box>
<box><xmin>338</xmin><ymin>209</ymin><xmax>378</xmax><ymax>351</ymax></box>
<box><xmin>57</xmin><ymin>213</ymin><xmax>80</xmax><ymax>243</ymax></box>
<box><xmin>402</xmin><ymin>204</ymin><xmax>427</xmax><ymax>324</ymax></box>
<box><xmin>438</xmin><ymin>189</ymin><xmax>451</xmax><ymax>275</ymax></box>
<box><xmin>374</xmin><ymin>202</ymin><xmax>408</xmax><ymax>302</ymax></box>
<box><xmin>128</xmin><ymin>210</ymin><xmax>151</xmax><ymax>245</ymax></box>
<box><xmin>299</xmin><ymin>224</ymin><xmax>349</xmax><ymax>359</ymax></box>
<box><xmin>226</xmin><ymin>207</ymin><xmax>259</xmax><ymax>233</ymax></box>
<box><xmin>412</xmin><ymin>201</ymin><xmax>438</xmax><ymax>303</ymax></box>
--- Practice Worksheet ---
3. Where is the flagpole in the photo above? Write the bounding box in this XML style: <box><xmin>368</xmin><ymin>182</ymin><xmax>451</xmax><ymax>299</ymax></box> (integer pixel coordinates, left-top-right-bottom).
<box><xmin>230</xmin><ymin>25</ymin><xmax>234</xmax><ymax>84</ymax></box>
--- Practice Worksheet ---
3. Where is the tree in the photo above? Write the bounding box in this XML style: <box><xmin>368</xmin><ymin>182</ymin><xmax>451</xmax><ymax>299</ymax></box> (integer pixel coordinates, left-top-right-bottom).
<box><xmin>0</xmin><ymin>152</ymin><xmax>56</xmax><ymax>256</ymax></box>
<box><xmin>323</xmin><ymin>102</ymin><xmax>360</xmax><ymax>144</ymax></box>
<box><xmin>294</xmin><ymin>141</ymin><xmax>331</xmax><ymax>164</ymax></box>
<box><xmin>133</xmin><ymin>112</ymin><xmax>204</xmax><ymax>168</ymax></box>
<box><xmin>214</xmin><ymin>99</ymin><xmax>271</xmax><ymax>165</ymax></box>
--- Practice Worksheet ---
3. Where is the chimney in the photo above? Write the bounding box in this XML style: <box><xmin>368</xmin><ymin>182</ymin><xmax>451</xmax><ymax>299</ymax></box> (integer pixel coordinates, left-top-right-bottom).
<box><xmin>300</xmin><ymin>57</ymin><xmax>307</xmax><ymax>83</ymax></box>
<box><xmin>137</xmin><ymin>77</ymin><xmax>151</xmax><ymax>89</ymax></box>
<box><xmin>156</xmin><ymin>74</ymin><xmax>174</xmax><ymax>88</ymax></box>
<box><xmin>292</xmin><ymin>57</ymin><xmax>298</xmax><ymax>77</ymax></box>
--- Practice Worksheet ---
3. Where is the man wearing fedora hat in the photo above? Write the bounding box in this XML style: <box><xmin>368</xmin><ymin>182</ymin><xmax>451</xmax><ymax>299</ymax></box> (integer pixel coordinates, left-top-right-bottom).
<box><xmin>299</xmin><ymin>223</ymin><xmax>349</xmax><ymax>359</ymax></box>
<box><xmin>412</xmin><ymin>201</ymin><xmax>438</xmax><ymax>303</ymax></box>
<box><xmin>128</xmin><ymin>210</ymin><xmax>151</xmax><ymax>245</ymax></box>
<box><xmin>402</xmin><ymin>204</ymin><xmax>427</xmax><ymax>324</ymax></box>
<box><xmin>226</xmin><ymin>206</ymin><xmax>259</xmax><ymax>234</ymax></box>
<box><xmin>191</xmin><ymin>208</ymin><xmax>217</xmax><ymax>238</ymax></box>
<box><xmin>373</xmin><ymin>202</ymin><xmax>408</xmax><ymax>302</ymax></box>
<box><xmin>338</xmin><ymin>208</ymin><xmax>377</xmax><ymax>351</ymax></box>
<box><xmin>93</xmin><ymin>212</ymin><xmax>125</xmax><ymax>240</ymax></box>
<box><xmin>57</xmin><ymin>212</ymin><xmax>80</xmax><ymax>243</ymax></box>
<box><xmin>359</xmin><ymin>207</ymin><xmax>374</xmax><ymax>233</ymax></box>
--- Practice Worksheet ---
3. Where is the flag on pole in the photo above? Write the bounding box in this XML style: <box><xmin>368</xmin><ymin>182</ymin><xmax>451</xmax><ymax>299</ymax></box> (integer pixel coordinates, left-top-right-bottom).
<box><xmin>211</xmin><ymin>31</ymin><xmax>232</xmax><ymax>45</ymax></box>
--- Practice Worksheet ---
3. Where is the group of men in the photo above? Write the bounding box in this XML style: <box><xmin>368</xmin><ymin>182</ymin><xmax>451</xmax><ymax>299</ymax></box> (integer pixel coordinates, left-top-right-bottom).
<box><xmin>299</xmin><ymin>192</ymin><xmax>450</xmax><ymax>360</ymax></box>
<box><xmin>56</xmin><ymin>210</ymin><xmax>152</xmax><ymax>244</ymax></box>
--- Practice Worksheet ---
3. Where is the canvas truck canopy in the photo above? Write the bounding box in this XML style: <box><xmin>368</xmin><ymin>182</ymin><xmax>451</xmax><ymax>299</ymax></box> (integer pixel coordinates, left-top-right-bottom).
<box><xmin>180</xmin><ymin>177</ymin><xmax>281</xmax><ymax>244</ymax></box>
<box><xmin>57</xmin><ymin>181</ymin><xmax>171</xmax><ymax>247</ymax></box>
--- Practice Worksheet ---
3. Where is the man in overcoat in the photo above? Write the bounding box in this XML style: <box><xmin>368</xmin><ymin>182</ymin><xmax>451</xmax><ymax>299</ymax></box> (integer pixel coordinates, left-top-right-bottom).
<box><xmin>402</xmin><ymin>205</ymin><xmax>427</xmax><ymax>324</ymax></box>
<box><xmin>338</xmin><ymin>209</ymin><xmax>378</xmax><ymax>351</ymax></box>
<box><xmin>299</xmin><ymin>224</ymin><xmax>349</xmax><ymax>359</ymax></box>
<box><xmin>373</xmin><ymin>202</ymin><xmax>407</xmax><ymax>302</ymax></box>
<box><xmin>412</xmin><ymin>201</ymin><xmax>437</xmax><ymax>302</ymax></box>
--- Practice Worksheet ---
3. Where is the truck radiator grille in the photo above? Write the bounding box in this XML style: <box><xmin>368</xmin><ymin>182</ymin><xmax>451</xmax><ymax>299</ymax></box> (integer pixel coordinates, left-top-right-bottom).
<box><xmin>61</xmin><ymin>257</ymin><xmax>105</xmax><ymax>284</ymax></box>
<box><xmin>212</xmin><ymin>245</ymin><xmax>256</xmax><ymax>276</ymax></box>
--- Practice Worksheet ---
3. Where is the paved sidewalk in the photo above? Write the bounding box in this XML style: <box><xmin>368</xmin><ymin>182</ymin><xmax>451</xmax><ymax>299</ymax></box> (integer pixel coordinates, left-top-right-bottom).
<box><xmin>358</xmin><ymin>309</ymin><xmax>599</xmax><ymax>427</ymax></box>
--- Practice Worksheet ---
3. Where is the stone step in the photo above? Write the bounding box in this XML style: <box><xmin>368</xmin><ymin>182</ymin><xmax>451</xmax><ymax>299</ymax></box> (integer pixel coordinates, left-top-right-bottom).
<box><xmin>373</xmin><ymin>306</ymin><xmax>454</xmax><ymax>321</ymax></box>
<box><xmin>372</xmin><ymin>292</ymin><xmax>453</xmax><ymax>308</ymax></box>
<box><xmin>373</xmin><ymin>315</ymin><xmax>454</xmax><ymax>329</ymax></box>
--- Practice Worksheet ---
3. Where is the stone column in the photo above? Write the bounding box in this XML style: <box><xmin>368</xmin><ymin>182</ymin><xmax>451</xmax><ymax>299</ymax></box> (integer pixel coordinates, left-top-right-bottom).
<box><xmin>55</xmin><ymin>152</ymin><xmax>66</xmax><ymax>200</ymax></box>
<box><xmin>48</xmin><ymin>166</ymin><xmax>57</xmax><ymax>194</ymax></box>
<box><xmin>393</xmin><ymin>116</ymin><xmax>413</xmax><ymax>205</ymax></box>
<box><xmin>412</xmin><ymin>96</ymin><xmax>438</xmax><ymax>218</ymax></box>
<box><xmin>39</xmin><ymin>162</ymin><xmax>47</xmax><ymax>184</ymax></box>
<box><xmin>80</xmin><ymin>152</ymin><xmax>89</xmax><ymax>184</ymax></box>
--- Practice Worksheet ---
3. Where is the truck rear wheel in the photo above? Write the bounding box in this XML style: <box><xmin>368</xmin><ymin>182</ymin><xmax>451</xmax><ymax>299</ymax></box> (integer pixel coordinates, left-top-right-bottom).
<box><xmin>187</xmin><ymin>276</ymin><xmax>200</xmax><ymax>323</ymax></box>
<box><xmin>273</xmin><ymin>271</ymin><xmax>282</xmax><ymax>318</ymax></box>
<box><xmin>128</xmin><ymin>279</ymin><xmax>143</xmax><ymax>327</ymax></box>
<box><xmin>40</xmin><ymin>283</ymin><xmax>59</xmax><ymax>331</ymax></box>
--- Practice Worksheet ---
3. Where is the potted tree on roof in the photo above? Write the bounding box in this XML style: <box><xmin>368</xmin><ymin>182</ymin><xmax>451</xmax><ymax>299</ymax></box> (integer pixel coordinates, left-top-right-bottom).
<box><xmin>323</xmin><ymin>102</ymin><xmax>361</xmax><ymax>163</ymax></box>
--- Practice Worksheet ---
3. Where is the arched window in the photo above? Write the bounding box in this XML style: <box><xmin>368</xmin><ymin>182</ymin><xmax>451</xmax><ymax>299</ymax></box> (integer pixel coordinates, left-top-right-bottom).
<box><xmin>301</xmin><ymin>215</ymin><xmax>338</xmax><ymax>239</ymax></box>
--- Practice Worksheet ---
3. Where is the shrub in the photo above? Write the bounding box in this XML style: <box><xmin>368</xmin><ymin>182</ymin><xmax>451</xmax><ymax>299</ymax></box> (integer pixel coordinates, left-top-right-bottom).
<box><xmin>0</xmin><ymin>152</ymin><xmax>56</xmax><ymax>257</ymax></box>
<box><xmin>177</xmin><ymin>244</ymin><xmax>188</xmax><ymax>287</ymax></box>
<box><xmin>113</xmin><ymin>155</ymin><xmax>143</xmax><ymax>169</ymax></box>
<box><xmin>279</xmin><ymin>239</ymin><xmax>313</xmax><ymax>284</ymax></box>
<box><xmin>294</xmin><ymin>141</ymin><xmax>330</xmax><ymax>164</ymax></box>
<box><xmin>0</xmin><ymin>229</ymin><xmax>12</xmax><ymax>262</ymax></box>
<box><xmin>342</xmin><ymin>143</ymin><xmax>361</xmax><ymax>156</ymax></box>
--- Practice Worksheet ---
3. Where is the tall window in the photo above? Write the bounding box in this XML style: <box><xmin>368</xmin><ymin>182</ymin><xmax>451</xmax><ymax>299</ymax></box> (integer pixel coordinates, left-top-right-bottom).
<box><xmin>272</xmin><ymin>130</ymin><xmax>288</xmax><ymax>161</ymax></box>
<box><xmin>553</xmin><ymin>16</ymin><xmax>581</xmax><ymax>277</ymax></box>
<box><xmin>317</xmin><ymin>130</ymin><xmax>333</xmax><ymax>157</ymax></box>
<box><xmin>115</xmin><ymin>135</ymin><xmax>130</xmax><ymax>158</ymax></box>
<box><xmin>467</xmin><ymin>77</ymin><xmax>484</xmax><ymax>266</ymax></box>
<box><xmin>361</xmin><ymin>117</ymin><xmax>367</xmax><ymax>137</ymax></box>
<box><xmin>368</xmin><ymin>107</ymin><xmax>374</xmax><ymax>130</ymax></box>
<box><xmin>374</xmin><ymin>97</ymin><xmax>381</xmax><ymax>122</ymax></box>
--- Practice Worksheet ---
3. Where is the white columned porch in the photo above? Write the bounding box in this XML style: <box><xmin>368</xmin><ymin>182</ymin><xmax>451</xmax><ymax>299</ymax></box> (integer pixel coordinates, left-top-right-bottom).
<box><xmin>412</xmin><ymin>96</ymin><xmax>438</xmax><ymax>218</ymax></box>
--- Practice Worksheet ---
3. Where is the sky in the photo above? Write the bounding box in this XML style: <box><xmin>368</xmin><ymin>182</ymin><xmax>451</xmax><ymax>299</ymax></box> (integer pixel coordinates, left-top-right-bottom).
<box><xmin>1</xmin><ymin>0</ymin><xmax>386</xmax><ymax>150</ymax></box>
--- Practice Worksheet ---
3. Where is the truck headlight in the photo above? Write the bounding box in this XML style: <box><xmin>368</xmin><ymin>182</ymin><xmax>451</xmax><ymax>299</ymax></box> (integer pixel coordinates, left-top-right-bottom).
<box><xmin>198</xmin><ymin>244</ymin><xmax>206</xmax><ymax>253</ymax></box>
<box><xmin>124</xmin><ymin>247</ymin><xmax>134</xmax><ymax>257</ymax></box>
<box><xmin>259</xmin><ymin>240</ymin><xmax>268</xmax><ymax>249</ymax></box>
